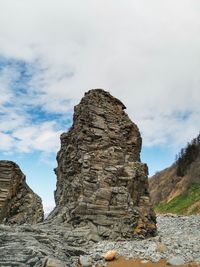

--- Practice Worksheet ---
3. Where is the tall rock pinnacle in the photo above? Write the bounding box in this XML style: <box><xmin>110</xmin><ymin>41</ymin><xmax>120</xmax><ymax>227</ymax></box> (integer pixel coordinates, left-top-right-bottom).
<box><xmin>50</xmin><ymin>89</ymin><xmax>156</xmax><ymax>239</ymax></box>
<box><xmin>0</xmin><ymin>161</ymin><xmax>44</xmax><ymax>224</ymax></box>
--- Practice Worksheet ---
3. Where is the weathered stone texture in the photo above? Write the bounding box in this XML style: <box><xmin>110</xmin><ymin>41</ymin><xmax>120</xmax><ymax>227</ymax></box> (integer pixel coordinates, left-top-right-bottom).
<box><xmin>0</xmin><ymin>160</ymin><xmax>44</xmax><ymax>224</ymax></box>
<box><xmin>50</xmin><ymin>89</ymin><xmax>156</xmax><ymax>239</ymax></box>
<box><xmin>0</xmin><ymin>223</ymin><xmax>85</xmax><ymax>267</ymax></box>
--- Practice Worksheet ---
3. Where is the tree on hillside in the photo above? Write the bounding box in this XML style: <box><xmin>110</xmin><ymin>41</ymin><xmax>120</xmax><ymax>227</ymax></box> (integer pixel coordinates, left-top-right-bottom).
<box><xmin>176</xmin><ymin>133</ymin><xmax>200</xmax><ymax>177</ymax></box>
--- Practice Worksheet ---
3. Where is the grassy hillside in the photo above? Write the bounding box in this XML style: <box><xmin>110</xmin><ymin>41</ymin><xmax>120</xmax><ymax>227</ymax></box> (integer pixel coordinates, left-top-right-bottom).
<box><xmin>149</xmin><ymin>133</ymin><xmax>200</xmax><ymax>215</ymax></box>
<box><xmin>155</xmin><ymin>183</ymin><xmax>200</xmax><ymax>215</ymax></box>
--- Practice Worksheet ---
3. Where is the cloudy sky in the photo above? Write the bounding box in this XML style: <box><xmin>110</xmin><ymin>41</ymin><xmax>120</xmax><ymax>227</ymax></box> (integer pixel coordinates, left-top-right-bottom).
<box><xmin>0</xmin><ymin>0</ymin><xmax>200</xmax><ymax>213</ymax></box>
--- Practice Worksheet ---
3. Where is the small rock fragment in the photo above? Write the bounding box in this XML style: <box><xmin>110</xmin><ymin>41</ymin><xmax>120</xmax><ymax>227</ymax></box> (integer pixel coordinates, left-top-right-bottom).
<box><xmin>167</xmin><ymin>256</ymin><xmax>185</xmax><ymax>266</ymax></box>
<box><xmin>45</xmin><ymin>258</ymin><xmax>66</xmax><ymax>267</ymax></box>
<box><xmin>79</xmin><ymin>255</ymin><xmax>93</xmax><ymax>267</ymax></box>
<box><xmin>104</xmin><ymin>250</ymin><xmax>117</xmax><ymax>261</ymax></box>
<box><xmin>156</xmin><ymin>243</ymin><xmax>168</xmax><ymax>253</ymax></box>
<box><xmin>141</xmin><ymin>260</ymin><xmax>149</xmax><ymax>263</ymax></box>
<box><xmin>93</xmin><ymin>254</ymin><xmax>102</xmax><ymax>261</ymax></box>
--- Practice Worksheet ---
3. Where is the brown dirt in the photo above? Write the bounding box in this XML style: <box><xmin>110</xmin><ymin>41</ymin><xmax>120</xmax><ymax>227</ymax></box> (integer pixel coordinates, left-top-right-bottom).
<box><xmin>105</xmin><ymin>257</ymin><xmax>200</xmax><ymax>267</ymax></box>
<box><xmin>77</xmin><ymin>257</ymin><xmax>200</xmax><ymax>267</ymax></box>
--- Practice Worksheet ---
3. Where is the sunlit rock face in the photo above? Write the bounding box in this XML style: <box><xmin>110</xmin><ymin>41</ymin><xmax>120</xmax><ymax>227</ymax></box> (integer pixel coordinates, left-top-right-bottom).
<box><xmin>0</xmin><ymin>160</ymin><xmax>44</xmax><ymax>224</ymax></box>
<box><xmin>51</xmin><ymin>89</ymin><xmax>156</xmax><ymax>239</ymax></box>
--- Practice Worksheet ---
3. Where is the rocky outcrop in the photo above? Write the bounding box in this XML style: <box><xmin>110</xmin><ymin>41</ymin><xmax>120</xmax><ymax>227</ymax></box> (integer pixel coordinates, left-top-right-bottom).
<box><xmin>0</xmin><ymin>160</ymin><xmax>44</xmax><ymax>224</ymax></box>
<box><xmin>0</xmin><ymin>223</ymin><xmax>86</xmax><ymax>267</ymax></box>
<box><xmin>49</xmin><ymin>89</ymin><xmax>156</xmax><ymax>239</ymax></box>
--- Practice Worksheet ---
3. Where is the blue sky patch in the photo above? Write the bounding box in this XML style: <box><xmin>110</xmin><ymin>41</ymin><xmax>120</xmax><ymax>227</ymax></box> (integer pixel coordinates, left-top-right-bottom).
<box><xmin>26</xmin><ymin>105</ymin><xmax>72</xmax><ymax>127</ymax></box>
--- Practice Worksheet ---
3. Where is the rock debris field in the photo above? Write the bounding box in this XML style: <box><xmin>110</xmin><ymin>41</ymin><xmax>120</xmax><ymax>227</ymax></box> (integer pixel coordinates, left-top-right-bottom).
<box><xmin>88</xmin><ymin>215</ymin><xmax>200</xmax><ymax>266</ymax></box>
<box><xmin>0</xmin><ymin>214</ymin><xmax>200</xmax><ymax>266</ymax></box>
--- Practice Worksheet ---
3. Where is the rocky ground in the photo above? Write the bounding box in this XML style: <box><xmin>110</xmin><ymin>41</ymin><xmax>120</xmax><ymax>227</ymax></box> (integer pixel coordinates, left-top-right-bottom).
<box><xmin>88</xmin><ymin>215</ymin><xmax>200</xmax><ymax>266</ymax></box>
<box><xmin>0</xmin><ymin>215</ymin><xmax>199</xmax><ymax>266</ymax></box>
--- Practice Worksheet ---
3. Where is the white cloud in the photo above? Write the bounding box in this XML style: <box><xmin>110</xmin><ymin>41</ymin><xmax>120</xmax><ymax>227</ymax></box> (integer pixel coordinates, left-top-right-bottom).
<box><xmin>138</xmin><ymin>111</ymin><xmax>200</xmax><ymax>149</ymax></box>
<box><xmin>0</xmin><ymin>65</ymin><xmax>18</xmax><ymax>105</ymax></box>
<box><xmin>0</xmin><ymin>0</ymin><xmax>199</xmax><ymax>152</ymax></box>
<box><xmin>0</xmin><ymin>132</ymin><xmax>14</xmax><ymax>151</ymax></box>
<box><xmin>0</xmin><ymin>109</ymin><xmax>26</xmax><ymax>132</ymax></box>
<box><xmin>9</xmin><ymin>122</ymin><xmax>62</xmax><ymax>153</ymax></box>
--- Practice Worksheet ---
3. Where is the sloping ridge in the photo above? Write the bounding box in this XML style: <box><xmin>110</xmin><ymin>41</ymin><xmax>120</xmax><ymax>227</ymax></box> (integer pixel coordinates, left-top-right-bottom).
<box><xmin>149</xmin><ymin>153</ymin><xmax>200</xmax><ymax>215</ymax></box>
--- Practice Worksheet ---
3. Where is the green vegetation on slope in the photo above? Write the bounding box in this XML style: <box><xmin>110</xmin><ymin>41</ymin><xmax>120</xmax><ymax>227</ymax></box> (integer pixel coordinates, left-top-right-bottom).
<box><xmin>155</xmin><ymin>183</ymin><xmax>200</xmax><ymax>215</ymax></box>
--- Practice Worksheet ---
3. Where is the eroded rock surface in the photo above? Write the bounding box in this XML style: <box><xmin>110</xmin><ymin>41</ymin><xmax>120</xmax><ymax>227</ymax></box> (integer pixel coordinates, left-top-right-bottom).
<box><xmin>0</xmin><ymin>223</ymin><xmax>86</xmax><ymax>267</ymax></box>
<box><xmin>0</xmin><ymin>215</ymin><xmax>199</xmax><ymax>266</ymax></box>
<box><xmin>49</xmin><ymin>89</ymin><xmax>156</xmax><ymax>239</ymax></box>
<box><xmin>0</xmin><ymin>160</ymin><xmax>44</xmax><ymax>224</ymax></box>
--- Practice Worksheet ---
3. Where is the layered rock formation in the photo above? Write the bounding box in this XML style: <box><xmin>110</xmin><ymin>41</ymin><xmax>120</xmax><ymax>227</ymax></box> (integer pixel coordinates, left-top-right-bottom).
<box><xmin>50</xmin><ymin>89</ymin><xmax>156</xmax><ymax>239</ymax></box>
<box><xmin>0</xmin><ymin>160</ymin><xmax>44</xmax><ymax>224</ymax></box>
<box><xmin>0</xmin><ymin>223</ymin><xmax>86</xmax><ymax>267</ymax></box>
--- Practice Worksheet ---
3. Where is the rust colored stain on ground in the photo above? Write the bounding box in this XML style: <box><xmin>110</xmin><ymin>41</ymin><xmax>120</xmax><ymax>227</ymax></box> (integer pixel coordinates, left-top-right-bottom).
<box><xmin>106</xmin><ymin>257</ymin><xmax>200</xmax><ymax>267</ymax></box>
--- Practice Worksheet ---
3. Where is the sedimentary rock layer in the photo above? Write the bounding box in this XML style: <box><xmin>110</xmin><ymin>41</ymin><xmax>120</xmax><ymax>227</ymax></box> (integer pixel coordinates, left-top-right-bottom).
<box><xmin>50</xmin><ymin>89</ymin><xmax>156</xmax><ymax>239</ymax></box>
<box><xmin>0</xmin><ymin>160</ymin><xmax>44</xmax><ymax>224</ymax></box>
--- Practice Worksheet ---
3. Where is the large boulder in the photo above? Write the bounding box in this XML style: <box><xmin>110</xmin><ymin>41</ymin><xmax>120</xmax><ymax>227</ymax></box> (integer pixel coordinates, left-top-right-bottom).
<box><xmin>0</xmin><ymin>160</ymin><xmax>44</xmax><ymax>224</ymax></box>
<box><xmin>50</xmin><ymin>89</ymin><xmax>156</xmax><ymax>239</ymax></box>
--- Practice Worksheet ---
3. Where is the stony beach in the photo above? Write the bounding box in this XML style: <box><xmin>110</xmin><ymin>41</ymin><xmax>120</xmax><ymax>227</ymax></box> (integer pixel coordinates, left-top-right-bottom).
<box><xmin>0</xmin><ymin>214</ymin><xmax>199</xmax><ymax>266</ymax></box>
<box><xmin>86</xmin><ymin>215</ymin><xmax>200</xmax><ymax>266</ymax></box>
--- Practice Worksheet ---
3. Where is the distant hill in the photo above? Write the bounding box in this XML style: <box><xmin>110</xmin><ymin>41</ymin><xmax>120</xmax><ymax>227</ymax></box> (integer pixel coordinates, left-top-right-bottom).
<box><xmin>149</xmin><ymin>133</ymin><xmax>200</xmax><ymax>215</ymax></box>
